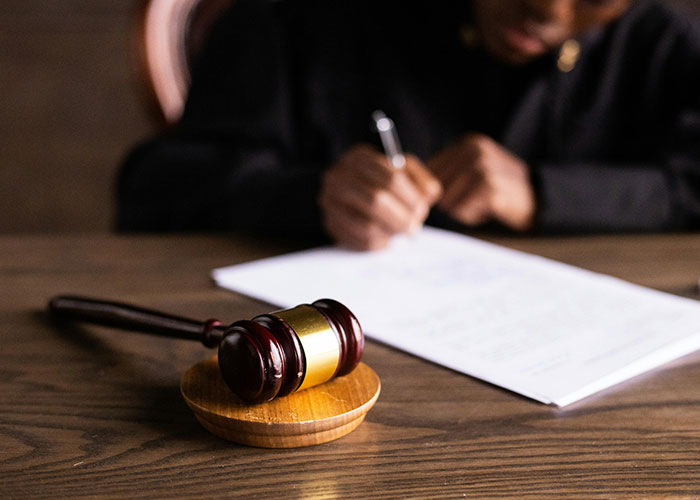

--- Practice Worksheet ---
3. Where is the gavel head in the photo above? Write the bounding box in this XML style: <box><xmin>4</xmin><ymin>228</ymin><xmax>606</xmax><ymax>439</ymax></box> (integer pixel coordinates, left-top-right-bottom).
<box><xmin>217</xmin><ymin>299</ymin><xmax>364</xmax><ymax>403</ymax></box>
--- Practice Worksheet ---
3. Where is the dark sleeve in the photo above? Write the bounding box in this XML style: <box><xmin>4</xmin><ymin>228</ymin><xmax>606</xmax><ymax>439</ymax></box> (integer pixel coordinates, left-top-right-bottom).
<box><xmin>533</xmin><ymin>10</ymin><xmax>700</xmax><ymax>233</ymax></box>
<box><xmin>534</xmin><ymin>164</ymin><xmax>677</xmax><ymax>231</ymax></box>
<box><xmin>117</xmin><ymin>0</ymin><xmax>326</xmax><ymax>237</ymax></box>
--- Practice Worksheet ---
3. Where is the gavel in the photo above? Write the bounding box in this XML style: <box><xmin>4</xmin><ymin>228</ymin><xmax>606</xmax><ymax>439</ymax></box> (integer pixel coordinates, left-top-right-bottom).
<box><xmin>48</xmin><ymin>296</ymin><xmax>364</xmax><ymax>404</ymax></box>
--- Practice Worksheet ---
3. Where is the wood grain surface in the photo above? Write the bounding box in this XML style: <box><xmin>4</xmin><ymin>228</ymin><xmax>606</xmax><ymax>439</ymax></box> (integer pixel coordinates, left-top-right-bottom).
<box><xmin>1</xmin><ymin>233</ymin><xmax>700</xmax><ymax>498</ymax></box>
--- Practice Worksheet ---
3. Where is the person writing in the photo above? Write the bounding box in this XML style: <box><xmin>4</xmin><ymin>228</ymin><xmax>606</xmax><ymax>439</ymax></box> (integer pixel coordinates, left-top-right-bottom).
<box><xmin>119</xmin><ymin>0</ymin><xmax>700</xmax><ymax>249</ymax></box>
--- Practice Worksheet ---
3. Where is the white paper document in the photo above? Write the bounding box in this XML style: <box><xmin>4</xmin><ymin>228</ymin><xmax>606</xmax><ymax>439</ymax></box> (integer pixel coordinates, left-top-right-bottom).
<box><xmin>212</xmin><ymin>227</ymin><xmax>700</xmax><ymax>407</ymax></box>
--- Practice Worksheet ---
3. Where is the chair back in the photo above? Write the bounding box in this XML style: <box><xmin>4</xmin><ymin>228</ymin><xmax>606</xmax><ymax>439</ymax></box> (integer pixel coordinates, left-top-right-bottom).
<box><xmin>136</xmin><ymin>0</ymin><xmax>232</xmax><ymax>125</ymax></box>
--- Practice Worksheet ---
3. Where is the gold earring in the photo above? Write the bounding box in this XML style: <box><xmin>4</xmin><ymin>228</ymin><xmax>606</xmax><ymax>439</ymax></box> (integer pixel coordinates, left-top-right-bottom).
<box><xmin>557</xmin><ymin>39</ymin><xmax>581</xmax><ymax>72</ymax></box>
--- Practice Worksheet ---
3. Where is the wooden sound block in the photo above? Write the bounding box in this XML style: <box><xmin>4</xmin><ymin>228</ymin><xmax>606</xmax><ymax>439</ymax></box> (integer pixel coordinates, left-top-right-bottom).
<box><xmin>180</xmin><ymin>357</ymin><xmax>381</xmax><ymax>448</ymax></box>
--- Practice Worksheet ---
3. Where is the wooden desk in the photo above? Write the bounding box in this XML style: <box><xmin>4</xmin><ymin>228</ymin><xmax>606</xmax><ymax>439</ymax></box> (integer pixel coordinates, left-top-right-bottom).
<box><xmin>1</xmin><ymin>233</ymin><xmax>699</xmax><ymax>498</ymax></box>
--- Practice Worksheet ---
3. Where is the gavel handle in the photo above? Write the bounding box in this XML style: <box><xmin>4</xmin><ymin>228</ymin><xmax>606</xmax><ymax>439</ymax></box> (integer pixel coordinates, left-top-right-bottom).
<box><xmin>48</xmin><ymin>295</ymin><xmax>225</xmax><ymax>347</ymax></box>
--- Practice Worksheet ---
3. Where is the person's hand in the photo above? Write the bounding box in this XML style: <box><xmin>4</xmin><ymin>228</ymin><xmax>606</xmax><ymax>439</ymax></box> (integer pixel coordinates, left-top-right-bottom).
<box><xmin>427</xmin><ymin>133</ymin><xmax>536</xmax><ymax>231</ymax></box>
<box><xmin>319</xmin><ymin>144</ymin><xmax>442</xmax><ymax>250</ymax></box>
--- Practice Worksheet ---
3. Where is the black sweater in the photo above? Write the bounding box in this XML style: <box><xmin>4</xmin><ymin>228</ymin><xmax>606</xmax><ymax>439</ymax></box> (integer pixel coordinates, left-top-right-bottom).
<box><xmin>118</xmin><ymin>0</ymin><xmax>700</xmax><ymax>237</ymax></box>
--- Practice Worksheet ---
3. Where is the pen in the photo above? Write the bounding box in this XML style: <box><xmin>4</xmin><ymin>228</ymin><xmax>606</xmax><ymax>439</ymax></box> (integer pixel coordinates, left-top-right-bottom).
<box><xmin>372</xmin><ymin>110</ymin><xmax>406</xmax><ymax>170</ymax></box>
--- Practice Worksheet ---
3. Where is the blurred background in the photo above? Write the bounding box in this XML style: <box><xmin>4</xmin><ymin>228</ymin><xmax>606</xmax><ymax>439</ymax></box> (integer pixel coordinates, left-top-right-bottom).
<box><xmin>1</xmin><ymin>0</ymin><xmax>699</xmax><ymax>234</ymax></box>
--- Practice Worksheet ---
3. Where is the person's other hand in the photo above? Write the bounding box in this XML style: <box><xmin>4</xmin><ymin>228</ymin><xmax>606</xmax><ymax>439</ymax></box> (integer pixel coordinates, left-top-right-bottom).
<box><xmin>319</xmin><ymin>144</ymin><xmax>442</xmax><ymax>250</ymax></box>
<box><xmin>428</xmin><ymin>133</ymin><xmax>535</xmax><ymax>231</ymax></box>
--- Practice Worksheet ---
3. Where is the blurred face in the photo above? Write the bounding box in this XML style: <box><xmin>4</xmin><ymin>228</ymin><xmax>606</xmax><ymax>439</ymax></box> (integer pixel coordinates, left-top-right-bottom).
<box><xmin>471</xmin><ymin>0</ymin><xmax>633</xmax><ymax>64</ymax></box>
